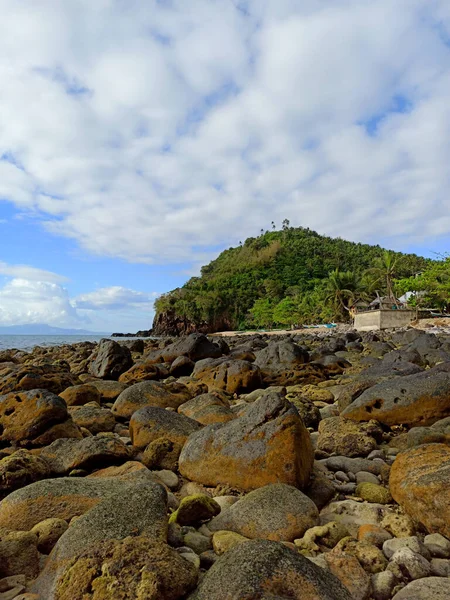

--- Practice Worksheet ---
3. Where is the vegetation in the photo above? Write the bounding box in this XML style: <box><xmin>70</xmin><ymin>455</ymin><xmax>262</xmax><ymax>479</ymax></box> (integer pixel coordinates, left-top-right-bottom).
<box><xmin>154</xmin><ymin>225</ymin><xmax>435</xmax><ymax>332</ymax></box>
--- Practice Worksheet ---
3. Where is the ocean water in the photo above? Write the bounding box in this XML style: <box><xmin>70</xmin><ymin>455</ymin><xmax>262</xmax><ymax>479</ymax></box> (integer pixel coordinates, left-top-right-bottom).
<box><xmin>0</xmin><ymin>335</ymin><xmax>117</xmax><ymax>351</ymax></box>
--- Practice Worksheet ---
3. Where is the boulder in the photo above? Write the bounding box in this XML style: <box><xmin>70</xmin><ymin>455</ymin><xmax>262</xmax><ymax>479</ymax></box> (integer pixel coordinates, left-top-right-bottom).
<box><xmin>51</xmin><ymin>536</ymin><xmax>198</xmax><ymax>600</ymax></box>
<box><xmin>0</xmin><ymin>363</ymin><xmax>80</xmax><ymax>395</ymax></box>
<box><xmin>87</xmin><ymin>379</ymin><xmax>128</xmax><ymax>401</ymax></box>
<box><xmin>169</xmin><ymin>355</ymin><xmax>195</xmax><ymax>377</ymax></box>
<box><xmin>254</xmin><ymin>340</ymin><xmax>309</xmax><ymax>372</ymax></box>
<box><xmin>178</xmin><ymin>393</ymin><xmax>235</xmax><ymax>425</ymax></box>
<box><xmin>117</xmin><ymin>360</ymin><xmax>162</xmax><ymax>384</ymax></box>
<box><xmin>179</xmin><ymin>393</ymin><xmax>314</xmax><ymax>491</ymax></box>
<box><xmin>112</xmin><ymin>380</ymin><xmax>192</xmax><ymax>419</ymax></box>
<box><xmin>192</xmin><ymin>358</ymin><xmax>263</xmax><ymax>395</ymax></box>
<box><xmin>317</xmin><ymin>417</ymin><xmax>382</xmax><ymax>457</ymax></box>
<box><xmin>324</xmin><ymin>551</ymin><xmax>371</xmax><ymax>600</ymax></box>
<box><xmin>208</xmin><ymin>484</ymin><xmax>319</xmax><ymax>542</ymax></box>
<box><xmin>0</xmin><ymin>530</ymin><xmax>39</xmax><ymax>579</ymax></box>
<box><xmin>88</xmin><ymin>339</ymin><xmax>133</xmax><ymax>380</ymax></box>
<box><xmin>0</xmin><ymin>450</ymin><xmax>50</xmax><ymax>496</ymax></box>
<box><xmin>32</xmin><ymin>479</ymin><xmax>169</xmax><ymax>598</ymax></box>
<box><xmin>189</xmin><ymin>539</ymin><xmax>353</xmax><ymax>600</ymax></box>
<box><xmin>342</xmin><ymin>367</ymin><xmax>450</xmax><ymax>427</ymax></box>
<box><xmin>392</xmin><ymin>577</ymin><xmax>450</xmax><ymax>599</ymax></box>
<box><xmin>39</xmin><ymin>435</ymin><xmax>131</xmax><ymax>475</ymax></box>
<box><xmin>170</xmin><ymin>494</ymin><xmax>221</xmax><ymax>526</ymax></box>
<box><xmin>68</xmin><ymin>405</ymin><xmax>116</xmax><ymax>434</ymax></box>
<box><xmin>130</xmin><ymin>406</ymin><xmax>201</xmax><ymax>450</ymax></box>
<box><xmin>389</xmin><ymin>444</ymin><xmax>450</xmax><ymax>537</ymax></box>
<box><xmin>58</xmin><ymin>384</ymin><xmax>101</xmax><ymax>406</ymax></box>
<box><xmin>162</xmin><ymin>333</ymin><xmax>222</xmax><ymax>363</ymax></box>
<box><xmin>30</xmin><ymin>518</ymin><xmax>69</xmax><ymax>554</ymax></box>
<box><xmin>0</xmin><ymin>389</ymin><xmax>69</xmax><ymax>445</ymax></box>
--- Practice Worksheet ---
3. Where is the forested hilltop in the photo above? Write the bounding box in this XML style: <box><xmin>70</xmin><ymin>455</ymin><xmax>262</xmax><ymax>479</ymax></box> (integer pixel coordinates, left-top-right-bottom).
<box><xmin>152</xmin><ymin>224</ymin><xmax>433</xmax><ymax>335</ymax></box>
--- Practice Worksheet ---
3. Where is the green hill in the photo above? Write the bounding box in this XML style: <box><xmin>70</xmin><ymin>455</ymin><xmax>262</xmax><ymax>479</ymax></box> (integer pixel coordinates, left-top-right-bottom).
<box><xmin>152</xmin><ymin>225</ymin><xmax>432</xmax><ymax>335</ymax></box>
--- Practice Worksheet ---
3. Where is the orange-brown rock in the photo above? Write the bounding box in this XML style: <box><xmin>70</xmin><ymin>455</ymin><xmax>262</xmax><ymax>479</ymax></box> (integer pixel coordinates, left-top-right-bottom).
<box><xmin>59</xmin><ymin>384</ymin><xmax>101</xmax><ymax>406</ymax></box>
<box><xmin>342</xmin><ymin>368</ymin><xmax>450</xmax><ymax>427</ymax></box>
<box><xmin>87</xmin><ymin>379</ymin><xmax>128</xmax><ymax>401</ymax></box>
<box><xmin>390</xmin><ymin>443</ymin><xmax>450</xmax><ymax>538</ymax></box>
<box><xmin>87</xmin><ymin>461</ymin><xmax>148</xmax><ymax>479</ymax></box>
<box><xmin>0</xmin><ymin>449</ymin><xmax>50</xmax><ymax>496</ymax></box>
<box><xmin>118</xmin><ymin>360</ymin><xmax>162</xmax><ymax>384</ymax></box>
<box><xmin>0</xmin><ymin>389</ymin><xmax>69</xmax><ymax>445</ymax></box>
<box><xmin>68</xmin><ymin>405</ymin><xmax>116</xmax><ymax>434</ymax></box>
<box><xmin>129</xmin><ymin>406</ymin><xmax>201</xmax><ymax>449</ymax></box>
<box><xmin>0</xmin><ymin>363</ymin><xmax>80</xmax><ymax>395</ymax></box>
<box><xmin>192</xmin><ymin>358</ymin><xmax>262</xmax><ymax>395</ymax></box>
<box><xmin>112</xmin><ymin>380</ymin><xmax>192</xmax><ymax>419</ymax></box>
<box><xmin>178</xmin><ymin>393</ymin><xmax>235</xmax><ymax>425</ymax></box>
<box><xmin>179</xmin><ymin>392</ymin><xmax>314</xmax><ymax>491</ymax></box>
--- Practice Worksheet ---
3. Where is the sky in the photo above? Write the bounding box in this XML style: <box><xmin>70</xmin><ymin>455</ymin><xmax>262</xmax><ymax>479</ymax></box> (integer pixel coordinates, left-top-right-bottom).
<box><xmin>0</xmin><ymin>0</ymin><xmax>449</xmax><ymax>332</ymax></box>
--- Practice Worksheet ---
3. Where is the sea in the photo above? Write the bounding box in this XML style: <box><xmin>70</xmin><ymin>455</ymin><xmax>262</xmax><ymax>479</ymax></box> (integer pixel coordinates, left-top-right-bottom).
<box><xmin>0</xmin><ymin>335</ymin><xmax>125</xmax><ymax>351</ymax></box>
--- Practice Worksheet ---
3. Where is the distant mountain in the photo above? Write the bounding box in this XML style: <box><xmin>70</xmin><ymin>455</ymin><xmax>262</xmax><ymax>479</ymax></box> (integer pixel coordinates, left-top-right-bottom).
<box><xmin>0</xmin><ymin>324</ymin><xmax>109</xmax><ymax>335</ymax></box>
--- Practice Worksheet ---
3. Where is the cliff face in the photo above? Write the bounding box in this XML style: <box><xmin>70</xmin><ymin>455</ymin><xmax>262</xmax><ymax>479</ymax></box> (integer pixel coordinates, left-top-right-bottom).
<box><xmin>151</xmin><ymin>310</ymin><xmax>233</xmax><ymax>337</ymax></box>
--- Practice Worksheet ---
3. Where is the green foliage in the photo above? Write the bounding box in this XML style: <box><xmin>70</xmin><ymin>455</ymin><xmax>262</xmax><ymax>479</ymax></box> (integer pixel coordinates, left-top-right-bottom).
<box><xmin>154</xmin><ymin>226</ymin><xmax>433</xmax><ymax>330</ymax></box>
<box><xmin>395</xmin><ymin>256</ymin><xmax>450</xmax><ymax>311</ymax></box>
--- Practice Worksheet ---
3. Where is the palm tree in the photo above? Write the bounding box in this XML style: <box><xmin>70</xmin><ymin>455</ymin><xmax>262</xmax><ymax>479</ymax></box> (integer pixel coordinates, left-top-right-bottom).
<box><xmin>324</xmin><ymin>269</ymin><xmax>366</xmax><ymax>319</ymax></box>
<box><xmin>366</xmin><ymin>251</ymin><xmax>400</xmax><ymax>302</ymax></box>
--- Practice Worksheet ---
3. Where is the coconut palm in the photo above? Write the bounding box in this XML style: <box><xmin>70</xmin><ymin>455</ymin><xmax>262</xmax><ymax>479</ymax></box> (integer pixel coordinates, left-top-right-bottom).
<box><xmin>366</xmin><ymin>251</ymin><xmax>400</xmax><ymax>301</ymax></box>
<box><xmin>324</xmin><ymin>269</ymin><xmax>366</xmax><ymax>319</ymax></box>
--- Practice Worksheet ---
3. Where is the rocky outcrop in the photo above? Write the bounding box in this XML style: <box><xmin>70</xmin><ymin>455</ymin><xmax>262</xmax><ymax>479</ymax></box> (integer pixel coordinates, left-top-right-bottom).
<box><xmin>151</xmin><ymin>310</ymin><xmax>233</xmax><ymax>336</ymax></box>
<box><xmin>192</xmin><ymin>358</ymin><xmax>263</xmax><ymax>395</ymax></box>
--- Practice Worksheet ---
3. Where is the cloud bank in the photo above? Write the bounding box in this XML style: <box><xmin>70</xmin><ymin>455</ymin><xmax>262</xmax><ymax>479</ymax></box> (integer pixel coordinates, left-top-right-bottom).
<box><xmin>0</xmin><ymin>0</ymin><xmax>448</xmax><ymax>265</ymax></box>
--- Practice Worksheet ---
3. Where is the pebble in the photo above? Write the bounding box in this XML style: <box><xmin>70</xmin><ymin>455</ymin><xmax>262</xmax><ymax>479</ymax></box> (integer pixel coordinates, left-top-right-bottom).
<box><xmin>368</xmin><ymin>450</ymin><xmax>385</xmax><ymax>460</ymax></box>
<box><xmin>356</xmin><ymin>471</ymin><xmax>379</xmax><ymax>485</ymax></box>
<box><xmin>334</xmin><ymin>470</ymin><xmax>349</xmax><ymax>483</ymax></box>
<box><xmin>371</xmin><ymin>570</ymin><xmax>397</xmax><ymax>600</ymax></box>
<box><xmin>424</xmin><ymin>533</ymin><xmax>450</xmax><ymax>558</ymax></box>
<box><xmin>387</xmin><ymin>548</ymin><xmax>431</xmax><ymax>581</ymax></box>
<box><xmin>383</xmin><ymin>536</ymin><xmax>430</xmax><ymax>560</ymax></box>
<box><xmin>430</xmin><ymin>558</ymin><xmax>450</xmax><ymax>577</ymax></box>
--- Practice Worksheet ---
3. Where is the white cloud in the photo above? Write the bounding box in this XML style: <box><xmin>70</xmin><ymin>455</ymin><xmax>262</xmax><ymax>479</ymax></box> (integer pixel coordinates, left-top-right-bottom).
<box><xmin>0</xmin><ymin>0</ymin><xmax>448</xmax><ymax>263</ymax></box>
<box><xmin>0</xmin><ymin>265</ymin><xmax>157</xmax><ymax>332</ymax></box>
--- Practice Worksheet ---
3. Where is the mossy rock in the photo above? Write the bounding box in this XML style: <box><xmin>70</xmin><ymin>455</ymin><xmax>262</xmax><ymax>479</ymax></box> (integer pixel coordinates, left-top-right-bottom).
<box><xmin>212</xmin><ymin>530</ymin><xmax>250</xmax><ymax>555</ymax></box>
<box><xmin>169</xmin><ymin>494</ymin><xmax>220</xmax><ymax>526</ymax></box>
<box><xmin>356</xmin><ymin>483</ymin><xmax>392</xmax><ymax>505</ymax></box>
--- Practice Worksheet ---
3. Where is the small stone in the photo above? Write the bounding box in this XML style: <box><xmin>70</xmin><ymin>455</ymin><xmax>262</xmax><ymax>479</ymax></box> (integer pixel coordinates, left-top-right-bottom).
<box><xmin>170</xmin><ymin>494</ymin><xmax>221</xmax><ymax>526</ymax></box>
<box><xmin>152</xmin><ymin>469</ymin><xmax>179</xmax><ymax>490</ymax></box>
<box><xmin>212</xmin><ymin>495</ymin><xmax>239</xmax><ymax>511</ymax></box>
<box><xmin>356</xmin><ymin>483</ymin><xmax>392</xmax><ymax>504</ymax></box>
<box><xmin>387</xmin><ymin>548</ymin><xmax>431</xmax><ymax>581</ymax></box>
<box><xmin>383</xmin><ymin>536</ymin><xmax>430</xmax><ymax>560</ymax></box>
<box><xmin>334</xmin><ymin>483</ymin><xmax>357</xmax><ymax>494</ymax></box>
<box><xmin>368</xmin><ymin>450</ymin><xmax>385</xmax><ymax>460</ymax></box>
<box><xmin>0</xmin><ymin>531</ymin><xmax>39</xmax><ymax>579</ymax></box>
<box><xmin>335</xmin><ymin>471</ymin><xmax>349</xmax><ymax>483</ymax></box>
<box><xmin>324</xmin><ymin>551</ymin><xmax>371</xmax><ymax>600</ymax></box>
<box><xmin>371</xmin><ymin>571</ymin><xmax>397</xmax><ymax>600</ymax></box>
<box><xmin>294</xmin><ymin>521</ymin><xmax>349</xmax><ymax>554</ymax></box>
<box><xmin>30</xmin><ymin>518</ymin><xmax>68</xmax><ymax>554</ymax></box>
<box><xmin>391</xmin><ymin>577</ymin><xmax>450</xmax><ymax>599</ymax></box>
<box><xmin>356</xmin><ymin>471</ymin><xmax>379</xmax><ymax>485</ymax></box>
<box><xmin>212</xmin><ymin>530</ymin><xmax>250</xmax><ymax>555</ymax></box>
<box><xmin>183</xmin><ymin>531</ymin><xmax>212</xmax><ymax>555</ymax></box>
<box><xmin>358</xmin><ymin>524</ymin><xmax>392</xmax><ymax>548</ymax></box>
<box><xmin>430</xmin><ymin>558</ymin><xmax>450</xmax><ymax>577</ymax></box>
<box><xmin>380</xmin><ymin>512</ymin><xmax>416</xmax><ymax>538</ymax></box>
<box><xmin>424</xmin><ymin>533</ymin><xmax>450</xmax><ymax>558</ymax></box>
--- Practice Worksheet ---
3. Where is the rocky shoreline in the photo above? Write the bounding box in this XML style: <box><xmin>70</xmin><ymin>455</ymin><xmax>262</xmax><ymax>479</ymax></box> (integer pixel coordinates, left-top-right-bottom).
<box><xmin>0</xmin><ymin>328</ymin><xmax>450</xmax><ymax>599</ymax></box>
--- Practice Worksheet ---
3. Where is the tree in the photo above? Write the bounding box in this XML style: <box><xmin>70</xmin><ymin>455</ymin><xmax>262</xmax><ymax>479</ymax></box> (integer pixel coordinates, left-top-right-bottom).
<box><xmin>324</xmin><ymin>269</ymin><xmax>366</xmax><ymax>320</ymax></box>
<box><xmin>273</xmin><ymin>297</ymin><xmax>299</xmax><ymax>326</ymax></box>
<box><xmin>366</xmin><ymin>251</ymin><xmax>400</xmax><ymax>300</ymax></box>
<box><xmin>249</xmin><ymin>298</ymin><xmax>274</xmax><ymax>328</ymax></box>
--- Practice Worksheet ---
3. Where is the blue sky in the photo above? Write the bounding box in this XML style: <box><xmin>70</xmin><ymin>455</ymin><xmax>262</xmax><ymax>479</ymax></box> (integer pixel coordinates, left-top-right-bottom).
<box><xmin>0</xmin><ymin>0</ymin><xmax>449</xmax><ymax>332</ymax></box>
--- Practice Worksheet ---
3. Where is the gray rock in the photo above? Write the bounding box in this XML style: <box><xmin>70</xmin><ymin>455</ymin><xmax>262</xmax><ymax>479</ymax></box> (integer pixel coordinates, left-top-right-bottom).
<box><xmin>424</xmin><ymin>533</ymin><xmax>450</xmax><ymax>558</ymax></box>
<box><xmin>254</xmin><ymin>340</ymin><xmax>309</xmax><ymax>372</ymax></box>
<box><xmin>89</xmin><ymin>339</ymin><xmax>133</xmax><ymax>380</ymax></box>
<box><xmin>209</xmin><ymin>483</ymin><xmax>319</xmax><ymax>542</ymax></box>
<box><xmin>320</xmin><ymin>500</ymin><xmax>388</xmax><ymax>537</ymax></box>
<box><xmin>383</xmin><ymin>536</ymin><xmax>430</xmax><ymax>560</ymax></box>
<box><xmin>189</xmin><ymin>539</ymin><xmax>353</xmax><ymax>600</ymax></box>
<box><xmin>162</xmin><ymin>333</ymin><xmax>222</xmax><ymax>363</ymax></box>
<box><xmin>387</xmin><ymin>548</ymin><xmax>431</xmax><ymax>581</ymax></box>
<box><xmin>392</xmin><ymin>577</ymin><xmax>450</xmax><ymax>599</ymax></box>
<box><xmin>322</xmin><ymin>456</ymin><xmax>388</xmax><ymax>475</ymax></box>
<box><xmin>39</xmin><ymin>435</ymin><xmax>131</xmax><ymax>474</ymax></box>
<box><xmin>32</xmin><ymin>479</ymin><xmax>168</xmax><ymax>598</ymax></box>
<box><xmin>68</xmin><ymin>405</ymin><xmax>116</xmax><ymax>434</ymax></box>
<box><xmin>430</xmin><ymin>558</ymin><xmax>450</xmax><ymax>577</ymax></box>
<box><xmin>356</xmin><ymin>471</ymin><xmax>379</xmax><ymax>485</ymax></box>
<box><xmin>371</xmin><ymin>571</ymin><xmax>397</xmax><ymax>600</ymax></box>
